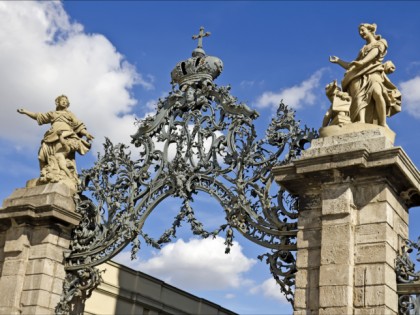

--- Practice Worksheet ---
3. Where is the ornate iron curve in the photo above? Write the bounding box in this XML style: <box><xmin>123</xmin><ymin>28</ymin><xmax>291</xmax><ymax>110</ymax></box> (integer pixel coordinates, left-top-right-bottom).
<box><xmin>57</xmin><ymin>27</ymin><xmax>317</xmax><ymax>313</ymax></box>
<box><xmin>396</xmin><ymin>238</ymin><xmax>420</xmax><ymax>315</ymax></box>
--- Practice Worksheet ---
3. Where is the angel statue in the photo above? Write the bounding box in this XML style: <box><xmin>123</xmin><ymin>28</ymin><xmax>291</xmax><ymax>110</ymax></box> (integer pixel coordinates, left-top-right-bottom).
<box><xmin>329</xmin><ymin>23</ymin><xmax>401</xmax><ymax>127</ymax></box>
<box><xmin>17</xmin><ymin>95</ymin><xmax>94</xmax><ymax>189</ymax></box>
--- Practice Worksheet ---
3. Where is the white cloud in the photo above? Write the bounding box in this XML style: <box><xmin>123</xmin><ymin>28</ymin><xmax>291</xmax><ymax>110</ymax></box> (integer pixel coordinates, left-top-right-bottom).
<box><xmin>113</xmin><ymin>236</ymin><xmax>256</xmax><ymax>291</ymax></box>
<box><xmin>400</xmin><ymin>76</ymin><xmax>420</xmax><ymax>118</ymax></box>
<box><xmin>256</xmin><ymin>69</ymin><xmax>325</xmax><ymax>110</ymax></box>
<box><xmin>0</xmin><ymin>1</ymin><xmax>153</xmax><ymax>154</ymax></box>
<box><xmin>249</xmin><ymin>277</ymin><xmax>288</xmax><ymax>304</ymax></box>
<box><xmin>225</xmin><ymin>293</ymin><xmax>235</xmax><ymax>299</ymax></box>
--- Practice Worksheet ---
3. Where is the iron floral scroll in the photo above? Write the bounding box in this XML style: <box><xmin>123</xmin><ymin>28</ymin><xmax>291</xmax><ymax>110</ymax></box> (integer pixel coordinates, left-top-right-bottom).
<box><xmin>396</xmin><ymin>238</ymin><xmax>420</xmax><ymax>315</ymax></box>
<box><xmin>56</xmin><ymin>27</ymin><xmax>317</xmax><ymax>314</ymax></box>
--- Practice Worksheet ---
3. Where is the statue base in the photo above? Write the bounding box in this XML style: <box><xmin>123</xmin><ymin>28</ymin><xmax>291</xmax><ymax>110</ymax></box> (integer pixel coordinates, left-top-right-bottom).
<box><xmin>0</xmin><ymin>183</ymin><xmax>80</xmax><ymax>314</ymax></box>
<box><xmin>319</xmin><ymin>123</ymin><xmax>395</xmax><ymax>145</ymax></box>
<box><xmin>26</xmin><ymin>177</ymin><xmax>78</xmax><ymax>192</ymax></box>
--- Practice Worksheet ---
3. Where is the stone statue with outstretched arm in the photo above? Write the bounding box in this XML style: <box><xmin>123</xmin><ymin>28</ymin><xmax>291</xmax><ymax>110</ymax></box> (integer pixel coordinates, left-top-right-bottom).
<box><xmin>329</xmin><ymin>23</ymin><xmax>401</xmax><ymax>127</ymax></box>
<box><xmin>17</xmin><ymin>95</ymin><xmax>94</xmax><ymax>189</ymax></box>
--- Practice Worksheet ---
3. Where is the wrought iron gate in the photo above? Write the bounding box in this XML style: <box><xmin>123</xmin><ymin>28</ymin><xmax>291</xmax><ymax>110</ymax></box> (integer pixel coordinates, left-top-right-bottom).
<box><xmin>55</xmin><ymin>27</ymin><xmax>317</xmax><ymax>314</ymax></box>
<box><xmin>397</xmin><ymin>238</ymin><xmax>420</xmax><ymax>315</ymax></box>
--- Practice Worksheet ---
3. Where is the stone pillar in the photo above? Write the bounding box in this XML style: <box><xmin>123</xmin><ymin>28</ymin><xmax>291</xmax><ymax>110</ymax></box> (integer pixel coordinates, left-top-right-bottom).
<box><xmin>0</xmin><ymin>183</ymin><xmax>80</xmax><ymax>315</ymax></box>
<box><xmin>273</xmin><ymin>128</ymin><xmax>420</xmax><ymax>315</ymax></box>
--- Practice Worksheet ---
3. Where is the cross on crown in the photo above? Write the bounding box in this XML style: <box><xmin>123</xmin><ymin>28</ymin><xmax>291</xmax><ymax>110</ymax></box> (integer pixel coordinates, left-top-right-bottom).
<box><xmin>192</xmin><ymin>26</ymin><xmax>211</xmax><ymax>49</ymax></box>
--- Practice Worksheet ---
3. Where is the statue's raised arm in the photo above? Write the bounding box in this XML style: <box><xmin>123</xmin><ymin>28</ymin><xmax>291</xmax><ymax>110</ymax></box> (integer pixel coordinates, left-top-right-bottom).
<box><xmin>327</xmin><ymin>23</ymin><xmax>401</xmax><ymax>128</ymax></box>
<box><xmin>17</xmin><ymin>95</ymin><xmax>94</xmax><ymax>190</ymax></box>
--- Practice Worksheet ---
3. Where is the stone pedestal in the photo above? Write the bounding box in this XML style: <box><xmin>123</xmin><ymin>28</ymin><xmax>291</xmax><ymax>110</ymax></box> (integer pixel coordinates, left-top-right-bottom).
<box><xmin>0</xmin><ymin>183</ymin><xmax>80</xmax><ymax>315</ymax></box>
<box><xmin>273</xmin><ymin>128</ymin><xmax>420</xmax><ymax>315</ymax></box>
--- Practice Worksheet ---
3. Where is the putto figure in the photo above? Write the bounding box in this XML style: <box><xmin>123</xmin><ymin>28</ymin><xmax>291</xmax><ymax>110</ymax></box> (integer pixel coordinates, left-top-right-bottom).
<box><xmin>329</xmin><ymin>23</ymin><xmax>401</xmax><ymax>127</ymax></box>
<box><xmin>17</xmin><ymin>95</ymin><xmax>94</xmax><ymax>189</ymax></box>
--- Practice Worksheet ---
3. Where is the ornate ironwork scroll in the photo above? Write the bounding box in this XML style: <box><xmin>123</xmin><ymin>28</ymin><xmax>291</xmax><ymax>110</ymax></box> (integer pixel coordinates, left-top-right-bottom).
<box><xmin>396</xmin><ymin>238</ymin><xmax>420</xmax><ymax>315</ymax></box>
<box><xmin>56</xmin><ymin>27</ymin><xmax>317</xmax><ymax>314</ymax></box>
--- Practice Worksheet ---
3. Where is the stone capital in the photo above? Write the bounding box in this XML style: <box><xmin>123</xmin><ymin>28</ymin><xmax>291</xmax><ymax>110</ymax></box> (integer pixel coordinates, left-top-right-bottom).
<box><xmin>273</xmin><ymin>131</ymin><xmax>420</xmax><ymax>208</ymax></box>
<box><xmin>0</xmin><ymin>183</ymin><xmax>80</xmax><ymax>229</ymax></box>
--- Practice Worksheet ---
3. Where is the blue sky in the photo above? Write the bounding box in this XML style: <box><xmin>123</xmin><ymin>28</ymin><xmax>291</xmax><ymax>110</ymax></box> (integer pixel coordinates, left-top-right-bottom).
<box><xmin>1</xmin><ymin>1</ymin><xmax>420</xmax><ymax>314</ymax></box>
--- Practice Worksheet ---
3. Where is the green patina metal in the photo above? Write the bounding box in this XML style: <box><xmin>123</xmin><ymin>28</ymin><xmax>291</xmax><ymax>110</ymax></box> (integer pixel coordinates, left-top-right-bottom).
<box><xmin>56</xmin><ymin>27</ymin><xmax>317</xmax><ymax>314</ymax></box>
<box><xmin>396</xmin><ymin>238</ymin><xmax>420</xmax><ymax>315</ymax></box>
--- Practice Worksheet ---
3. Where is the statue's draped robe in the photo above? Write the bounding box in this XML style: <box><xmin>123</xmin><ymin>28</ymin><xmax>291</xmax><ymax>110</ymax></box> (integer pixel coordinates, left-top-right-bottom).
<box><xmin>36</xmin><ymin>110</ymin><xmax>90</xmax><ymax>172</ymax></box>
<box><xmin>341</xmin><ymin>38</ymin><xmax>401</xmax><ymax>123</ymax></box>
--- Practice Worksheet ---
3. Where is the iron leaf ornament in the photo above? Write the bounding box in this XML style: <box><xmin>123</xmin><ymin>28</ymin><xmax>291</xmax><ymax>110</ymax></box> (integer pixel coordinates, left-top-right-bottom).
<box><xmin>396</xmin><ymin>238</ymin><xmax>420</xmax><ymax>315</ymax></box>
<box><xmin>57</xmin><ymin>27</ymin><xmax>317</xmax><ymax>313</ymax></box>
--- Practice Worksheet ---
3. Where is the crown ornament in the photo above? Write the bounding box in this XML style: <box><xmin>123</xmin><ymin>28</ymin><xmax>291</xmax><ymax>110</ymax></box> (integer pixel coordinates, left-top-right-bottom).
<box><xmin>171</xmin><ymin>26</ymin><xmax>223</xmax><ymax>89</ymax></box>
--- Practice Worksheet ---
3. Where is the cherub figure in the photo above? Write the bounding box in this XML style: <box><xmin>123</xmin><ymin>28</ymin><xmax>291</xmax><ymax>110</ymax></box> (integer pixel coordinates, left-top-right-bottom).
<box><xmin>322</xmin><ymin>80</ymin><xmax>351</xmax><ymax>127</ymax></box>
<box><xmin>17</xmin><ymin>95</ymin><xmax>94</xmax><ymax>189</ymax></box>
<box><xmin>330</xmin><ymin>23</ymin><xmax>401</xmax><ymax>127</ymax></box>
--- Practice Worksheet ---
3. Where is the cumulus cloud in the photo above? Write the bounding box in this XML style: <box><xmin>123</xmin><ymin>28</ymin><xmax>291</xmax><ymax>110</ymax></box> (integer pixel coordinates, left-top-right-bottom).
<box><xmin>255</xmin><ymin>69</ymin><xmax>325</xmax><ymax>110</ymax></box>
<box><xmin>113</xmin><ymin>236</ymin><xmax>256</xmax><ymax>291</ymax></box>
<box><xmin>400</xmin><ymin>76</ymin><xmax>420</xmax><ymax>118</ymax></box>
<box><xmin>250</xmin><ymin>277</ymin><xmax>288</xmax><ymax>303</ymax></box>
<box><xmin>0</xmin><ymin>1</ymin><xmax>153</xmax><ymax>153</ymax></box>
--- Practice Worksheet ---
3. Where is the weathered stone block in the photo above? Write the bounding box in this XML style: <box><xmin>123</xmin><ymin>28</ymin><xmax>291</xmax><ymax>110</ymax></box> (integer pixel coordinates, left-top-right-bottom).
<box><xmin>29</xmin><ymin>243</ymin><xmax>65</xmax><ymax>263</ymax></box>
<box><xmin>354</xmin><ymin>285</ymin><xmax>398</xmax><ymax>312</ymax></box>
<box><xmin>366</xmin><ymin>285</ymin><xmax>398</xmax><ymax>313</ymax></box>
<box><xmin>353</xmin><ymin>306</ymin><xmax>396</xmax><ymax>315</ymax></box>
<box><xmin>30</xmin><ymin>228</ymin><xmax>59</xmax><ymax>246</ymax></box>
<box><xmin>48</xmin><ymin>293</ymin><xmax>61</xmax><ymax>310</ymax></box>
<box><xmin>394</xmin><ymin>215</ymin><xmax>409</xmax><ymax>240</ymax></box>
<box><xmin>353</xmin><ymin>179</ymin><xmax>408</xmax><ymax>216</ymax></box>
<box><xmin>1</xmin><ymin>259</ymin><xmax>28</xmax><ymax>276</ymax></box>
<box><xmin>321</xmin><ymin>242</ymin><xmax>354</xmax><ymax>265</ymax></box>
<box><xmin>26</xmin><ymin>258</ymin><xmax>56</xmax><ymax>277</ymax></box>
<box><xmin>299</xmin><ymin>194</ymin><xmax>322</xmax><ymax>211</ymax></box>
<box><xmin>294</xmin><ymin>285</ymin><xmax>319</xmax><ymax>311</ymax></box>
<box><xmin>296</xmin><ymin>248</ymin><xmax>321</xmax><ymax>269</ymax></box>
<box><xmin>23</xmin><ymin>274</ymin><xmax>53</xmax><ymax>291</ymax></box>
<box><xmin>20</xmin><ymin>289</ymin><xmax>51</xmax><ymax>308</ymax></box>
<box><xmin>321</xmin><ymin>224</ymin><xmax>354</xmax><ymax>246</ymax></box>
<box><xmin>319</xmin><ymin>264</ymin><xmax>353</xmax><ymax>286</ymax></box>
<box><xmin>355</xmin><ymin>243</ymin><xmax>396</xmax><ymax>266</ymax></box>
<box><xmin>294</xmin><ymin>288</ymin><xmax>307</xmax><ymax>309</ymax></box>
<box><xmin>355</xmin><ymin>223</ymin><xmax>397</xmax><ymax>250</ymax></box>
<box><xmin>52</xmin><ymin>277</ymin><xmax>64</xmax><ymax>295</ymax></box>
<box><xmin>56</xmin><ymin>234</ymin><xmax>71</xmax><ymax>249</ymax></box>
<box><xmin>298</xmin><ymin>208</ymin><xmax>322</xmax><ymax>229</ymax></box>
<box><xmin>0</xmin><ymin>275</ymin><xmax>25</xmax><ymax>306</ymax></box>
<box><xmin>297</xmin><ymin>228</ymin><xmax>321</xmax><ymax>249</ymax></box>
<box><xmin>0</xmin><ymin>306</ymin><xmax>22</xmax><ymax>315</ymax></box>
<box><xmin>54</xmin><ymin>262</ymin><xmax>66</xmax><ymax>280</ymax></box>
<box><xmin>354</xmin><ymin>264</ymin><xmax>396</xmax><ymax>290</ymax></box>
<box><xmin>319</xmin><ymin>306</ymin><xmax>353</xmax><ymax>314</ymax></box>
<box><xmin>301</xmin><ymin>129</ymin><xmax>394</xmax><ymax>159</ymax></box>
<box><xmin>322</xmin><ymin>184</ymin><xmax>354</xmax><ymax>216</ymax></box>
<box><xmin>21</xmin><ymin>305</ymin><xmax>52</xmax><ymax>315</ymax></box>
<box><xmin>372</xmin><ymin>187</ymin><xmax>408</xmax><ymax>225</ymax></box>
<box><xmin>0</xmin><ymin>232</ymin><xmax>6</xmax><ymax>247</ymax></box>
<box><xmin>319</xmin><ymin>285</ymin><xmax>352</xmax><ymax>307</ymax></box>
<box><xmin>3</xmin><ymin>229</ymin><xmax>30</xmax><ymax>255</ymax></box>
<box><xmin>358</xmin><ymin>201</ymin><xmax>394</xmax><ymax>226</ymax></box>
<box><xmin>308</xmin><ymin>286</ymin><xmax>320</xmax><ymax>310</ymax></box>
<box><xmin>295</xmin><ymin>267</ymin><xmax>320</xmax><ymax>289</ymax></box>
<box><xmin>2</xmin><ymin>183</ymin><xmax>76</xmax><ymax>211</ymax></box>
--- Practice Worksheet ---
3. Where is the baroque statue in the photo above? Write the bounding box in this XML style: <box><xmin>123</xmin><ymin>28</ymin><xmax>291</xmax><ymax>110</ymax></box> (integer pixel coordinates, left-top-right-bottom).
<box><xmin>17</xmin><ymin>95</ymin><xmax>94</xmax><ymax>190</ymax></box>
<box><xmin>327</xmin><ymin>23</ymin><xmax>401</xmax><ymax>127</ymax></box>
